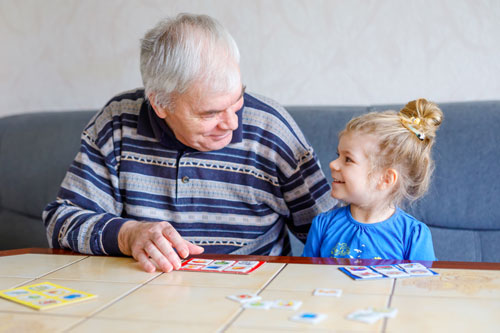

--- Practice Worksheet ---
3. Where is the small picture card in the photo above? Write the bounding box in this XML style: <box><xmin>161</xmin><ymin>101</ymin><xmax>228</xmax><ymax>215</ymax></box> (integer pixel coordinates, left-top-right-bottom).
<box><xmin>346</xmin><ymin>307</ymin><xmax>398</xmax><ymax>324</ymax></box>
<box><xmin>0</xmin><ymin>282</ymin><xmax>97</xmax><ymax>311</ymax></box>
<box><xmin>397</xmin><ymin>263</ymin><xmax>436</xmax><ymax>276</ymax></box>
<box><xmin>343</xmin><ymin>266</ymin><xmax>383</xmax><ymax>279</ymax></box>
<box><xmin>226</xmin><ymin>293</ymin><xmax>261</xmax><ymax>304</ymax></box>
<box><xmin>179</xmin><ymin>258</ymin><xmax>265</xmax><ymax>275</ymax></box>
<box><xmin>201</xmin><ymin>263</ymin><xmax>233</xmax><ymax>272</ymax></box>
<box><xmin>370</xmin><ymin>266</ymin><xmax>410</xmax><ymax>278</ymax></box>
<box><xmin>346</xmin><ymin>308</ymin><xmax>383</xmax><ymax>324</ymax></box>
<box><xmin>223</xmin><ymin>265</ymin><xmax>255</xmax><ymax>273</ymax></box>
<box><xmin>242</xmin><ymin>300</ymin><xmax>274</xmax><ymax>310</ymax></box>
<box><xmin>272</xmin><ymin>300</ymin><xmax>302</xmax><ymax>310</ymax></box>
<box><xmin>188</xmin><ymin>259</ymin><xmax>214</xmax><ymax>265</ymax></box>
<box><xmin>340</xmin><ymin>264</ymin><xmax>438</xmax><ymax>281</ymax></box>
<box><xmin>397</xmin><ymin>263</ymin><xmax>427</xmax><ymax>270</ymax></box>
<box><xmin>181</xmin><ymin>264</ymin><xmax>204</xmax><ymax>270</ymax></box>
<box><xmin>313</xmin><ymin>288</ymin><xmax>342</xmax><ymax>297</ymax></box>
<box><xmin>290</xmin><ymin>312</ymin><xmax>327</xmax><ymax>324</ymax></box>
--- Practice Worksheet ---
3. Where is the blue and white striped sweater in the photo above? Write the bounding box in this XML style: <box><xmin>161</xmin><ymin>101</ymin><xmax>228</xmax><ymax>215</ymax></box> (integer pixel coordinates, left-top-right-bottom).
<box><xmin>43</xmin><ymin>89</ymin><xmax>335</xmax><ymax>256</ymax></box>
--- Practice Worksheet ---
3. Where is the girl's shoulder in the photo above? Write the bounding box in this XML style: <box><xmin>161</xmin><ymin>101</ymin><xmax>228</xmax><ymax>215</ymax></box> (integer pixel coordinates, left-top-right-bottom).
<box><xmin>395</xmin><ymin>209</ymin><xmax>431</xmax><ymax>232</ymax></box>
<box><xmin>314</xmin><ymin>206</ymin><xmax>349</xmax><ymax>225</ymax></box>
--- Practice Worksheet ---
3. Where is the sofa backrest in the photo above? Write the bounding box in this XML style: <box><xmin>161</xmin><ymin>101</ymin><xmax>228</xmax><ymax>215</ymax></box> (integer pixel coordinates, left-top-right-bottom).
<box><xmin>288</xmin><ymin>101</ymin><xmax>500</xmax><ymax>262</ymax></box>
<box><xmin>0</xmin><ymin>111</ymin><xmax>95</xmax><ymax>249</ymax></box>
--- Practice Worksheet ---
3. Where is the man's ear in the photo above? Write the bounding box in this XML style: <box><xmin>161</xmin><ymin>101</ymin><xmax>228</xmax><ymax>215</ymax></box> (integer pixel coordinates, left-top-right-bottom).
<box><xmin>378</xmin><ymin>168</ymin><xmax>398</xmax><ymax>190</ymax></box>
<box><xmin>148</xmin><ymin>93</ymin><xmax>168</xmax><ymax>119</ymax></box>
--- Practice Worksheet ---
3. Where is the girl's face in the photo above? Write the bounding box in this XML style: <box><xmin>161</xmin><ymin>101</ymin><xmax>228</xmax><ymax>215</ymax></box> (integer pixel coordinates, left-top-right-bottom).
<box><xmin>329</xmin><ymin>131</ymin><xmax>382</xmax><ymax>207</ymax></box>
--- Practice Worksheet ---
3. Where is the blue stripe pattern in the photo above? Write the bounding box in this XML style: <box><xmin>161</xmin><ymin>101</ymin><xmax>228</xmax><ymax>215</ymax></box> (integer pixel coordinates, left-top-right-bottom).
<box><xmin>43</xmin><ymin>89</ymin><xmax>335</xmax><ymax>256</ymax></box>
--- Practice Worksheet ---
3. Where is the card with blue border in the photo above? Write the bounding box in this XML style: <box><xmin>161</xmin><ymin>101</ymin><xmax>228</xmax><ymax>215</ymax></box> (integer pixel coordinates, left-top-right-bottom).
<box><xmin>339</xmin><ymin>263</ymin><xmax>438</xmax><ymax>281</ymax></box>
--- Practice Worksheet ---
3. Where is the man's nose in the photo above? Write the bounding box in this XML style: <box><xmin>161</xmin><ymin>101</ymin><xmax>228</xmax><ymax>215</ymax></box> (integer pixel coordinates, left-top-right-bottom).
<box><xmin>219</xmin><ymin>109</ymin><xmax>238</xmax><ymax>130</ymax></box>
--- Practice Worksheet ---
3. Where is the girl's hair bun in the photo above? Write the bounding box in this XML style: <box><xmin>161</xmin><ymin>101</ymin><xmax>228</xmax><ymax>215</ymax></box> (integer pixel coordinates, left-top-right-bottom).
<box><xmin>399</xmin><ymin>98</ymin><xmax>443</xmax><ymax>141</ymax></box>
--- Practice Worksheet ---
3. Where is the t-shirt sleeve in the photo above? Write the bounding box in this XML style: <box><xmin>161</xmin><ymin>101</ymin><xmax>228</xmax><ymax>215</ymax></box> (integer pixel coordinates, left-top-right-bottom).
<box><xmin>406</xmin><ymin>223</ymin><xmax>437</xmax><ymax>261</ymax></box>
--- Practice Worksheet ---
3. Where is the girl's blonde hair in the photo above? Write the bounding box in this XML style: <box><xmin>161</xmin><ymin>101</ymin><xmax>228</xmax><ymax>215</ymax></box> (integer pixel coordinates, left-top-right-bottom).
<box><xmin>341</xmin><ymin>98</ymin><xmax>443</xmax><ymax>207</ymax></box>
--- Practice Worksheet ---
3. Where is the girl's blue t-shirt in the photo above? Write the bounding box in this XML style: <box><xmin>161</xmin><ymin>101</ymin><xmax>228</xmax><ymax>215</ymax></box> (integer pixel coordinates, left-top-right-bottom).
<box><xmin>302</xmin><ymin>205</ymin><xmax>436</xmax><ymax>261</ymax></box>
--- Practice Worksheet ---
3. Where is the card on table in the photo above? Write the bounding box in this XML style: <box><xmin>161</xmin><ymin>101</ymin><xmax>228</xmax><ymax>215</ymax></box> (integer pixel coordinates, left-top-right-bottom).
<box><xmin>242</xmin><ymin>300</ymin><xmax>274</xmax><ymax>310</ymax></box>
<box><xmin>272</xmin><ymin>300</ymin><xmax>303</xmax><ymax>310</ymax></box>
<box><xmin>226</xmin><ymin>293</ymin><xmax>261</xmax><ymax>304</ymax></box>
<box><xmin>0</xmin><ymin>282</ymin><xmax>97</xmax><ymax>311</ymax></box>
<box><xmin>179</xmin><ymin>258</ymin><xmax>265</xmax><ymax>274</ymax></box>
<box><xmin>339</xmin><ymin>264</ymin><xmax>438</xmax><ymax>281</ymax></box>
<box><xmin>346</xmin><ymin>307</ymin><xmax>398</xmax><ymax>324</ymax></box>
<box><xmin>290</xmin><ymin>312</ymin><xmax>327</xmax><ymax>324</ymax></box>
<box><xmin>313</xmin><ymin>288</ymin><xmax>342</xmax><ymax>297</ymax></box>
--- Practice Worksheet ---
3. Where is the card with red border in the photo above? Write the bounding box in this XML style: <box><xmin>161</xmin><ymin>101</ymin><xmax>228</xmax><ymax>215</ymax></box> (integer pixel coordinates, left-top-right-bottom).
<box><xmin>179</xmin><ymin>258</ymin><xmax>265</xmax><ymax>274</ymax></box>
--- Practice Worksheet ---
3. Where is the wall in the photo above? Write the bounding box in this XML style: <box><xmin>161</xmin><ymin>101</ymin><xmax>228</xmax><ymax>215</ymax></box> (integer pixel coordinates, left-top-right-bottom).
<box><xmin>1</xmin><ymin>0</ymin><xmax>500</xmax><ymax>117</ymax></box>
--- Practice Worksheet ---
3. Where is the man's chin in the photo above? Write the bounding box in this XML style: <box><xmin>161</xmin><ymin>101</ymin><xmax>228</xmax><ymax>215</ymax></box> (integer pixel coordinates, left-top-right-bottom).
<box><xmin>199</xmin><ymin>136</ymin><xmax>232</xmax><ymax>151</ymax></box>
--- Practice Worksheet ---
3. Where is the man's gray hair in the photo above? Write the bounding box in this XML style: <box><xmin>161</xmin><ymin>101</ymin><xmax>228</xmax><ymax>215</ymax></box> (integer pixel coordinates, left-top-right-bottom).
<box><xmin>140</xmin><ymin>13</ymin><xmax>241</xmax><ymax>109</ymax></box>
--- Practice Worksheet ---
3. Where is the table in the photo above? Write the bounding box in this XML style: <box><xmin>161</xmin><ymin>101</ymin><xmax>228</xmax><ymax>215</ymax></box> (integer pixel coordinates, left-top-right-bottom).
<box><xmin>0</xmin><ymin>248</ymin><xmax>499</xmax><ymax>332</ymax></box>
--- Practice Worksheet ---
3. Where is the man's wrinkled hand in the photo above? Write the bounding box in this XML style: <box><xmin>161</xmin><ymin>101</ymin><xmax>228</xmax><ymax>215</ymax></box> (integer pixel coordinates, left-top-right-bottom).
<box><xmin>118</xmin><ymin>221</ymin><xmax>204</xmax><ymax>273</ymax></box>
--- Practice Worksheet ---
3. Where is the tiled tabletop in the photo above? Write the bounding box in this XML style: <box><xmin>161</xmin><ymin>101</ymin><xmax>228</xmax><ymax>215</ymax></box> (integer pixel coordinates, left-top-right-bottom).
<box><xmin>0</xmin><ymin>253</ymin><xmax>499</xmax><ymax>332</ymax></box>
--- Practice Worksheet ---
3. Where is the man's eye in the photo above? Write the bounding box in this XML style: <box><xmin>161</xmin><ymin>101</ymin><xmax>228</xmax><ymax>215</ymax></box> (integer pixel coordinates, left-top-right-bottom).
<box><xmin>201</xmin><ymin>112</ymin><xmax>219</xmax><ymax>118</ymax></box>
<box><xmin>345</xmin><ymin>157</ymin><xmax>353</xmax><ymax>163</ymax></box>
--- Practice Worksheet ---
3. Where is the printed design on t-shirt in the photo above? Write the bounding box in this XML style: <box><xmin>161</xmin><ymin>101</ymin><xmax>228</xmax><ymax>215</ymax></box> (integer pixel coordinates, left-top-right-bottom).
<box><xmin>330</xmin><ymin>243</ymin><xmax>368</xmax><ymax>258</ymax></box>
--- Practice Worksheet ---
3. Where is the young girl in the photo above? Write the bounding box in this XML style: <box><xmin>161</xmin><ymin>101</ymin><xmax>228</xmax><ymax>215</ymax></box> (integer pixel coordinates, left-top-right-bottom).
<box><xmin>303</xmin><ymin>98</ymin><xmax>442</xmax><ymax>261</ymax></box>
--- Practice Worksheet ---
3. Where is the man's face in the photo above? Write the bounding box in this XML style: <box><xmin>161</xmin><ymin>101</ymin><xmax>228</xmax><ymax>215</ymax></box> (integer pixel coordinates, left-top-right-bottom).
<box><xmin>154</xmin><ymin>83</ymin><xmax>245</xmax><ymax>152</ymax></box>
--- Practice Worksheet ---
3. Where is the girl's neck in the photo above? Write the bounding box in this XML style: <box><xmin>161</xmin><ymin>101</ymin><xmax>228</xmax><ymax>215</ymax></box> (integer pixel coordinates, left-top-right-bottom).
<box><xmin>349</xmin><ymin>203</ymin><xmax>396</xmax><ymax>224</ymax></box>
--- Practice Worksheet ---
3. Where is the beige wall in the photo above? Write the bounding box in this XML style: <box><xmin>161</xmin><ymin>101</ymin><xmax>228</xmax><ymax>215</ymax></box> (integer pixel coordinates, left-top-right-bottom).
<box><xmin>1</xmin><ymin>0</ymin><xmax>500</xmax><ymax>117</ymax></box>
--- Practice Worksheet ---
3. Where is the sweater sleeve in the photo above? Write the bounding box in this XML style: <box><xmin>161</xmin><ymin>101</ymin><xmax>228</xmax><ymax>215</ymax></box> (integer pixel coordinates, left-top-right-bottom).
<box><xmin>42</xmin><ymin>112</ymin><xmax>132</xmax><ymax>255</ymax></box>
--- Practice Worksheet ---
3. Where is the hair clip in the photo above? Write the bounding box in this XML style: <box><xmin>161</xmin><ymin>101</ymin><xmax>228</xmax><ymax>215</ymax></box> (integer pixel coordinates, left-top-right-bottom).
<box><xmin>401</xmin><ymin>117</ymin><xmax>425</xmax><ymax>141</ymax></box>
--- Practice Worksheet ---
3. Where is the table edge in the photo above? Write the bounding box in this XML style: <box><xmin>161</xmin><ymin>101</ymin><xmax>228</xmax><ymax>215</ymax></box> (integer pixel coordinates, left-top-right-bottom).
<box><xmin>1</xmin><ymin>248</ymin><xmax>498</xmax><ymax>270</ymax></box>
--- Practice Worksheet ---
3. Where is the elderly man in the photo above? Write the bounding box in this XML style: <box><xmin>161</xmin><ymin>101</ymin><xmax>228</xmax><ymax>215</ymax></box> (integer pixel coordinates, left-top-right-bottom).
<box><xmin>43</xmin><ymin>13</ymin><xmax>335</xmax><ymax>273</ymax></box>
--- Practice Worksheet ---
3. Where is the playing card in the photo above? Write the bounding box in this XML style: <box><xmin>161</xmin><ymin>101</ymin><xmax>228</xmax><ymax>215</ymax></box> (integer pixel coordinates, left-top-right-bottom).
<box><xmin>349</xmin><ymin>270</ymin><xmax>383</xmax><ymax>279</ymax></box>
<box><xmin>404</xmin><ymin>268</ymin><xmax>435</xmax><ymax>276</ymax></box>
<box><xmin>223</xmin><ymin>265</ymin><xmax>255</xmax><ymax>273</ymax></box>
<box><xmin>211</xmin><ymin>260</ymin><xmax>235</xmax><ymax>266</ymax></box>
<box><xmin>313</xmin><ymin>288</ymin><xmax>342</xmax><ymax>297</ymax></box>
<box><xmin>346</xmin><ymin>308</ymin><xmax>383</xmax><ymax>324</ymax></box>
<box><xmin>187</xmin><ymin>259</ymin><xmax>214</xmax><ymax>265</ymax></box>
<box><xmin>370</xmin><ymin>266</ymin><xmax>410</xmax><ymax>278</ymax></box>
<box><xmin>344</xmin><ymin>266</ymin><xmax>372</xmax><ymax>273</ymax></box>
<box><xmin>290</xmin><ymin>312</ymin><xmax>327</xmax><ymax>324</ymax></box>
<box><xmin>242</xmin><ymin>300</ymin><xmax>273</xmax><ymax>309</ymax></box>
<box><xmin>226</xmin><ymin>293</ymin><xmax>261</xmax><ymax>304</ymax></box>
<box><xmin>346</xmin><ymin>307</ymin><xmax>397</xmax><ymax>324</ymax></box>
<box><xmin>201</xmin><ymin>263</ymin><xmax>233</xmax><ymax>271</ymax></box>
<box><xmin>398</xmin><ymin>263</ymin><xmax>427</xmax><ymax>270</ymax></box>
<box><xmin>180</xmin><ymin>264</ymin><xmax>204</xmax><ymax>270</ymax></box>
<box><xmin>372</xmin><ymin>307</ymin><xmax>398</xmax><ymax>318</ymax></box>
<box><xmin>272</xmin><ymin>300</ymin><xmax>302</xmax><ymax>310</ymax></box>
<box><xmin>233</xmin><ymin>261</ymin><xmax>260</xmax><ymax>266</ymax></box>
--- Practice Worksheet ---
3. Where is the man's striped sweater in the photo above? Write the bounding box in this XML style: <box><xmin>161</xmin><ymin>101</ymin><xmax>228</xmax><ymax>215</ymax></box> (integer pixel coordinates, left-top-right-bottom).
<box><xmin>43</xmin><ymin>89</ymin><xmax>335</xmax><ymax>256</ymax></box>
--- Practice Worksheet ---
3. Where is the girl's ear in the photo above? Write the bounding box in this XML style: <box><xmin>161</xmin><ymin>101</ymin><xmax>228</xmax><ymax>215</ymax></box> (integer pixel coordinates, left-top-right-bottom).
<box><xmin>148</xmin><ymin>93</ymin><xmax>168</xmax><ymax>119</ymax></box>
<box><xmin>378</xmin><ymin>168</ymin><xmax>398</xmax><ymax>190</ymax></box>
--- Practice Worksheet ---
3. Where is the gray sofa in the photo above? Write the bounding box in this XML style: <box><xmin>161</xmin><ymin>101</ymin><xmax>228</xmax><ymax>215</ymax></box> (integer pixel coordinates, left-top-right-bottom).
<box><xmin>1</xmin><ymin>101</ymin><xmax>499</xmax><ymax>262</ymax></box>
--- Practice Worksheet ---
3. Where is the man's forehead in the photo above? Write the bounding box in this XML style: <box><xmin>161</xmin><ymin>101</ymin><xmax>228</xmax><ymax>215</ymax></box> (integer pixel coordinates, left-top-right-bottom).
<box><xmin>191</xmin><ymin>84</ymin><xmax>245</xmax><ymax>112</ymax></box>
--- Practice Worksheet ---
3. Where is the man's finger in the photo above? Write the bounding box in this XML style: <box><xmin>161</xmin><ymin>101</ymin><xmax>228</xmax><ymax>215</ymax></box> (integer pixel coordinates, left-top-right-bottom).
<box><xmin>185</xmin><ymin>240</ymin><xmax>204</xmax><ymax>255</ymax></box>
<box><xmin>162</xmin><ymin>224</ymin><xmax>190</xmax><ymax>259</ymax></box>
<box><xmin>144</xmin><ymin>242</ymin><xmax>174</xmax><ymax>272</ymax></box>
<box><xmin>135</xmin><ymin>250</ymin><xmax>157</xmax><ymax>273</ymax></box>
<box><xmin>151</xmin><ymin>233</ymin><xmax>181</xmax><ymax>270</ymax></box>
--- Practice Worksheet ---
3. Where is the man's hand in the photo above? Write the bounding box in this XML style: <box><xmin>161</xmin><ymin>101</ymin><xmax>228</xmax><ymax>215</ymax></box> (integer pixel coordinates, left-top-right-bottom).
<box><xmin>118</xmin><ymin>220</ymin><xmax>204</xmax><ymax>273</ymax></box>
